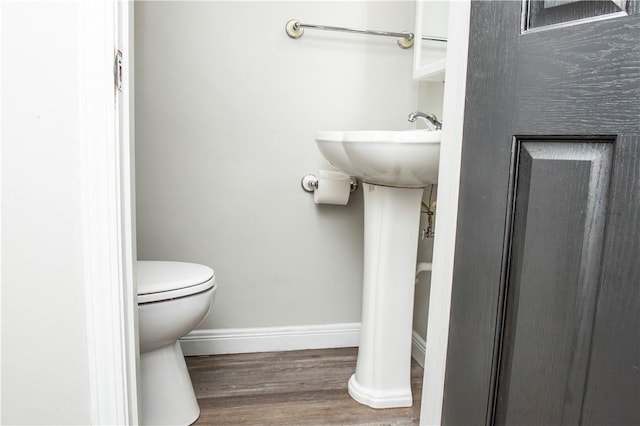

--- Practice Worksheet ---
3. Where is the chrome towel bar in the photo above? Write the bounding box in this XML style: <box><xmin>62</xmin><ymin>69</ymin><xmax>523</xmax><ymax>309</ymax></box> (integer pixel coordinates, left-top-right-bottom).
<box><xmin>285</xmin><ymin>19</ymin><xmax>447</xmax><ymax>49</ymax></box>
<box><xmin>421</xmin><ymin>35</ymin><xmax>448</xmax><ymax>42</ymax></box>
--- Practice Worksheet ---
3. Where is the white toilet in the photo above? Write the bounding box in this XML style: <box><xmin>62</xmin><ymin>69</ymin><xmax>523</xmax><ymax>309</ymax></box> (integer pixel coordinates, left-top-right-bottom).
<box><xmin>137</xmin><ymin>261</ymin><xmax>217</xmax><ymax>426</ymax></box>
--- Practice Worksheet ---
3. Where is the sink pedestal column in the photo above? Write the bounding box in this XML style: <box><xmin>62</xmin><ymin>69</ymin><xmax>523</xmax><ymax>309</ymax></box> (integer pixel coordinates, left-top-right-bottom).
<box><xmin>348</xmin><ymin>183</ymin><xmax>424</xmax><ymax>409</ymax></box>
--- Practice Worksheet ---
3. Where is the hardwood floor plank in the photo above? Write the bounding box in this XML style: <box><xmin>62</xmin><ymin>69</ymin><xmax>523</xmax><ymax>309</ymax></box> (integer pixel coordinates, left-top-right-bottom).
<box><xmin>186</xmin><ymin>347</ymin><xmax>423</xmax><ymax>425</ymax></box>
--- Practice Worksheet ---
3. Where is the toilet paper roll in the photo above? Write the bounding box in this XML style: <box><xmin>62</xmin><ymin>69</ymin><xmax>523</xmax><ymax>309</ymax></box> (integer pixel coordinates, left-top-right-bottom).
<box><xmin>313</xmin><ymin>170</ymin><xmax>351</xmax><ymax>205</ymax></box>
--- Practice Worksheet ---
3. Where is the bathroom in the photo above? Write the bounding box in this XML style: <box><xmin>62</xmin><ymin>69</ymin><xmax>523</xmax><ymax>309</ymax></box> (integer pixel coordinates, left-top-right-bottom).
<box><xmin>134</xmin><ymin>0</ymin><xmax>445</xmax><ymax>421</ymax></box>
<box><xmin>134</xmin><ymin>0</ymin><xmax>441</xmax><ymax>361</ymax></box>
<box><xmin>3</xmin><ymin>0</ymin><xmax>456</xmax><ymax>423</ymax></box>
<box><xmin>5</xmin><ymin>0</ymin><xmax>637</xmax><ymax>424</ymax></box>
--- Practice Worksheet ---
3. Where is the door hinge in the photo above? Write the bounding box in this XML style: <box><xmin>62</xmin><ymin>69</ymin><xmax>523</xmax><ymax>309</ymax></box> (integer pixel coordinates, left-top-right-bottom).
<box><xmin>114</xmin><ymin>50</ymin><xmax>123</xmax><ymax>92</ymax></box>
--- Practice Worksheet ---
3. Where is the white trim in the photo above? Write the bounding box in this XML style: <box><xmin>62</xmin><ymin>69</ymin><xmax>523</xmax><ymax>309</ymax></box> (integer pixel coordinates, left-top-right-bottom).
<box><xmin>116</xmin><ymin>0</ymin><xmax>141</xmax><ymax>420</ymax></box>
<box><xmin>412</xmin><ymin>331</ymin><xmax>427</xmax><ymax>369</ymax></box>
<box><xmin>0</xmin><ymin>1</ymin><xmax>4</xmax><ymax>412</ymax></box>
<box><xmin>181</xmin><ymin>324</ymin><xmax>427</xmax><ymax>366</ymax></box>
<box><xmin>78</xmin><ymin>1</ymin><xmax>138</xmax><ymax>424</ymax></box>
<box><xmin>419</xmin><ymin>1</ymin><xmax>471</xmax><ymax>425</ymax></box>
<box><xmin>180</xmin><ymin>323</ymin><xmax>361</xmax><ymax>356</ymax></box>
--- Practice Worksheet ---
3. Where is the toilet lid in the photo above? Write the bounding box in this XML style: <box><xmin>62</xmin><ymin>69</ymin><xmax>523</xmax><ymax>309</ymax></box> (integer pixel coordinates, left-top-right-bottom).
<box><xmin>137</xmin><ymin>261</ymin><xmax>216</xmax><ymax>304</ymax></box>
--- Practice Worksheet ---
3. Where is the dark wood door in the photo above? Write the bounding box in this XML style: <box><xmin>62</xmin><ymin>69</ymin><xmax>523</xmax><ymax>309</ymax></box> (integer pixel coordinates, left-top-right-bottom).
<box><xmin>443</xmin><ymin>1</ymin><xmax>640</xmax><ymax>425</ymax></box>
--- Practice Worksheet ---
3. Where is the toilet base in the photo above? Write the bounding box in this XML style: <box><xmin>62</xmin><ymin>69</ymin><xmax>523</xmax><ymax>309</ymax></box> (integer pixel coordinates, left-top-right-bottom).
<box><xmin>140</xmin><ymin>341</ymin><xmax>200</xmax><ymax>425</ymax></box>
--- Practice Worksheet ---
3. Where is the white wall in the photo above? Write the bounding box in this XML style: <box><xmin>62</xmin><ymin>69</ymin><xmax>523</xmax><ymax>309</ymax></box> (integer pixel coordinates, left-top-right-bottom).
<box><xmin>1</xmin><ymin>2</ymin><xmax>92</xmax><ymax>423</ymax></box>
<box><xmin>135</xmin><ymin>1</ymin><xmax>427</xmax><ymax>334</ymax></box>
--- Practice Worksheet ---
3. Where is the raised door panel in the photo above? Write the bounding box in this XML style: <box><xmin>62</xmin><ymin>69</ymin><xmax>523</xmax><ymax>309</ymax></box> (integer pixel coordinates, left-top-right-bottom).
<box><xmin>495</xmin><ymin>140</ymin><xmax>613</xmax><ymax>425</ymax></box>
<box><xmin>523</xmin><ymin>0</ymin><xmax>640</xmax><ymax>31</ymax></box>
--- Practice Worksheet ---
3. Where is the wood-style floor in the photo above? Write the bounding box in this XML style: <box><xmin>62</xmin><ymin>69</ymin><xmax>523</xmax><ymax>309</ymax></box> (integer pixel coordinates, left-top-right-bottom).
<box><xmin>186</xmin><ymin>347</ymin><xmax>424</xmax><ymax>425</ymax></box>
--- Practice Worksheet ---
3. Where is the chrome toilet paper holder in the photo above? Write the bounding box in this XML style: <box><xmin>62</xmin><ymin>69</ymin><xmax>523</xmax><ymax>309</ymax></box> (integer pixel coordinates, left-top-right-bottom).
<box><xmin>301</xmin><ymin>174</ymin><xmax>359</xmax><ymax>193</ymax></box>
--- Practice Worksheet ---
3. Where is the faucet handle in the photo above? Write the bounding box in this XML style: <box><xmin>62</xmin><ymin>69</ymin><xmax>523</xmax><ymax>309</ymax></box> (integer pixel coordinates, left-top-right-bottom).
<box><xmin>407</xmin><ymin>111</ymin><xmax>442</xmax><ymax>130</ymax></box>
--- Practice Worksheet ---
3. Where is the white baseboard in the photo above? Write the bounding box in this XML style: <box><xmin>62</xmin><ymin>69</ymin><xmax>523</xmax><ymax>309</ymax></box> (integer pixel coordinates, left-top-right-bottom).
<box><xmin>180</xmin><ymin>323</ymin><xmax>361</xmax><ymax>356</ymax></box>
<box><xmin>412</xmin><ymin>331</ymin><xmax>426</xmax><ymax>368</ymax></box>
<box><xmin>181</xmin><ymin>323</ymin><xmax>427</xmax><ymax>366</ymax></box>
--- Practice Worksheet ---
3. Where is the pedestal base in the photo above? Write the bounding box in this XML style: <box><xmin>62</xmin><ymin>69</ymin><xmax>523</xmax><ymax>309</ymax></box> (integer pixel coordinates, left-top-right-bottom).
<box><xmin>348</xmin><ymin>373</ymin><xmax>413</xmax><ymax>408</ymax></box>
<box><xmin>350</xmin><ymin>183</ymin><xmax>424</xmax><ymax>409</ymax></box>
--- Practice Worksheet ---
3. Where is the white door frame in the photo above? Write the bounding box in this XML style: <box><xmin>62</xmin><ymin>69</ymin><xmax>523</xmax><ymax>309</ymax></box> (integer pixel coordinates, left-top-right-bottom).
<box><xmin>419</xmin><ymin>1</ymin><xmax>471</xmax><ymax>424</ymax></box>
<box><xmin>78</xmin><ymin>1</ymin><xmax>139</xmax><ymax>424</ymax></box>
<box><xmin>75</xmin><ymin>0</ymin><xmax>470</xmax><ymax>423</ymax></box>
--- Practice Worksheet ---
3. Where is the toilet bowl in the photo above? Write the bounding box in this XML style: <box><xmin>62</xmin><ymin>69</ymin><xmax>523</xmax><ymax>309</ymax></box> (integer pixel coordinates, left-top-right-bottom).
<box><xmin>137</xmin><ymin>261</ymin><xmax>217</xmax><ymax>426</ymax></box>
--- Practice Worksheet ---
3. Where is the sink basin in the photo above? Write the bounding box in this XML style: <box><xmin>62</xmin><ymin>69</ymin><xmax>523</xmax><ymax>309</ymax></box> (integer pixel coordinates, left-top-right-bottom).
<box><xmin>315</xmin><ymin>129</ymin><xmax>441</xmax><ymax>188</ymax></box>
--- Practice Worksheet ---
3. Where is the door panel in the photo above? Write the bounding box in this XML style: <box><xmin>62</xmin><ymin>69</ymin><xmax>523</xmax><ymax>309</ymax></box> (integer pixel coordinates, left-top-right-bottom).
<box><xmin>443</xmin><ymin>1</ymin><xmax>639</xmax><ymax>424</ymax></box>
<box><xmin>495</xmin><ymin>140</ymin><xmax>613</xmax><ymax>425</ymax></box>
<box><xmin>523</xmin><ymin>0</ymin><xmax>639</xmax><ymax>31</ymax></box>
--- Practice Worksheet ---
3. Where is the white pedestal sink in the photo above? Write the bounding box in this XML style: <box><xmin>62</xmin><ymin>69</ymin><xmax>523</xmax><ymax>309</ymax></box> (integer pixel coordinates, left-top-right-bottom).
<box><xmin>315</xmin><ymin>129</ymin><xmax>441</xmax><ymax>408</ymax></box>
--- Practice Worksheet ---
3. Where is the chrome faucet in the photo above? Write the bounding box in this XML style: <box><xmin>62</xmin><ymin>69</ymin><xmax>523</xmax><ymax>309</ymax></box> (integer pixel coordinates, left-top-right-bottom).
<box><xmin>408</xmin><ymin>111</ymin><xmax>442</xmax><ymax>130</ymax></box>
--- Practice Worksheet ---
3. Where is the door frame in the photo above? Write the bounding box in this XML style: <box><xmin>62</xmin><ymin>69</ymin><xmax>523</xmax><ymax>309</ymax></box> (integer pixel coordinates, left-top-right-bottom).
<box><xmin>78</xmin><ymin>1</ymin><xmax>472</xmax><ymax>423</ymax></box>
<box><xmin>78</xmin><ymin>1</ymin><xmax>139</xmax><ymax>424</ymax></box>
<box><xmin>419</xmin><ymin>1</ymin><xmax>471</xmax><ymax>424</ymax></box>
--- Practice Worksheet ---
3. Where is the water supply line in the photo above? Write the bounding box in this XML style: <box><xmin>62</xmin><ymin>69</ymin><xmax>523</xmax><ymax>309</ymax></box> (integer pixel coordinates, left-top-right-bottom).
<box><xmin>416</xmin><ymin>184</ymin><xmax>436</xmax><ymax>285</ymax></box>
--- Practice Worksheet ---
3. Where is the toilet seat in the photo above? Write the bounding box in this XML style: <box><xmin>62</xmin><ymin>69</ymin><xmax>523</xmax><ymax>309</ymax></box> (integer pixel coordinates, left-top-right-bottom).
<box><xmin>137</xmin><ymin>261</ymin><xmax>216</xmax><ymax>304</ymax></box>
